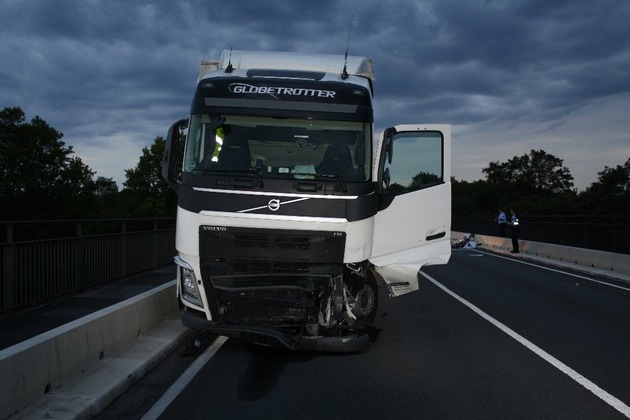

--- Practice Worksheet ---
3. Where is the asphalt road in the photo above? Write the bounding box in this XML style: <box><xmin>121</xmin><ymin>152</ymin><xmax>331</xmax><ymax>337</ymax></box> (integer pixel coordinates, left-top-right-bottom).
<box><xmin>98</xmin><ymin>250</ymin><xmax>630</xmax><ymax>420</ymax></box>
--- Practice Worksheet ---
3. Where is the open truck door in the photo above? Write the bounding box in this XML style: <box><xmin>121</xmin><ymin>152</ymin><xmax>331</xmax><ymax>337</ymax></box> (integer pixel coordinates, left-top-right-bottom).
<box><xmin>370</xmin><ymin>124</ymin><xmax>451</xmax><ymax>296</ymax></box>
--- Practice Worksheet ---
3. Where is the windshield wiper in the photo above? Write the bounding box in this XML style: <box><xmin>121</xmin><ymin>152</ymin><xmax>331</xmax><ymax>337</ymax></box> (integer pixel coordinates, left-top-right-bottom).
<box><xmin>198</xmin><ymin>168</ymin><xmax>264</xmax><ymax>187</ymax></box>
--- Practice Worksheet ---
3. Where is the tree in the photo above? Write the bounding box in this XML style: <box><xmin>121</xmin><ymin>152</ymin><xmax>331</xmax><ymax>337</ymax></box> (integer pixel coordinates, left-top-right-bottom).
<box><xmin>56</xmin><ymin>156</ymin><xmax>96</xmax><ymax>196</ymax></box>
<box><xmin>0</xmin><ymin>107</ymin><xmax>102</xmax><ymax>220</ymax></box>
<box><xmin>483</xmin><ymin>149</ymin><xmax>574</xmax><ymax>194</ymax></box>
<box><xmin>0</xmin><ymin>107</ymin><xmax>71</xmax><ymax>196</ymax></box>
<box><xmin>122</xmin><ymin>136</ymin><xmax>175</xmax><ymax>217</ymax></box>
<box><xmin>409</xmin><ymin>171</ymin><xmax>440</xmax><ymax>189</ymax></box>
<box><xmin>124</xmin><ymin>137</ymin><xmax>170</xmax><ymax>196</ymax></box>
<box><xmin>586</xmin><ymin>158</ymin><xmax>630</xmax><ymax>197</ymax></box>
<box><xmin>580</xmin><ymin>158</ymin><xmax>630</xmax><ymax>214</ymax></box>
<box><xmin>452</xmin><ymin>178</ymin><xmax>500</xmax><ymax>216</ymax></box>
<box><xmin>94</xmin><ymin>176</ymin><xmax>119</xmax><ymax>197</ymax></box>
<box><xmin>479</xmin><ymin>149</ymin><xmax>577</xmax><ymax>214</ymax></box>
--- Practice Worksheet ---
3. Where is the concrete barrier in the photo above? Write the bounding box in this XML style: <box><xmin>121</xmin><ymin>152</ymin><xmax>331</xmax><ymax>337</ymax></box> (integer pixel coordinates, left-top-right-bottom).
<box><xmin>453</xmin><ymin>231</ymin><xmax>630</xmax><ymax>277</ymax></box>
<box><xmin>0</xmin><ymin>280</ymin><xmax>186</xmax><ymax>420</ymax></box>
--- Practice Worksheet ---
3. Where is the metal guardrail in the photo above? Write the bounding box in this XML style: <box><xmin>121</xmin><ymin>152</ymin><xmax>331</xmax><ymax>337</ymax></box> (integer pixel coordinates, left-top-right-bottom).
<box><xmin>0</xmin><ymin>219</ymin><xmax>176</xmax><ymax>314</ymax></box>
<box><xmin>452</xmin><ymin>215</ymin><xmax>630</xmax><ymax>255</ymax></box>
<box><xmin>3</xmin><ymin>216</ymin><xmax>627</xmax><ymax>313</ymax></box>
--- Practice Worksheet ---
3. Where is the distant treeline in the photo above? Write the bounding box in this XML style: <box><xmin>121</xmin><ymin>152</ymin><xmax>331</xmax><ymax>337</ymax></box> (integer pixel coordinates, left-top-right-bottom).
<box><xmin>1</xmin><ymin>107</ymin><xmax>628</xmax><ymax>221</ymax></box>
<box><xmin>0</xmin><ymin>107</ymin><xmax>175</xmax><ymax>221</ymax></box>
<box><xmin>452</xmin><ymin>149</ymin><xmax>630</xmax><ymax>216</ymax></box>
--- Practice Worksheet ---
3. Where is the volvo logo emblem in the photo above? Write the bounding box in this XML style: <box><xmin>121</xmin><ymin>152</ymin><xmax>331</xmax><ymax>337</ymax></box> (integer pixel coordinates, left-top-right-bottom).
<box><xmin>268</xmin><ymin>199</ymin><xmax>281</xmax><ymax>211</ymax></box>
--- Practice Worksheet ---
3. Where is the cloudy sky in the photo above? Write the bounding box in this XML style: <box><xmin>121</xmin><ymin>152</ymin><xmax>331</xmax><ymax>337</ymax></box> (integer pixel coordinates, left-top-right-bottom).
<box><xmin>1</xmin><ymin>0</ymin><xmax>629</xmax><ymax>191</ymax></box>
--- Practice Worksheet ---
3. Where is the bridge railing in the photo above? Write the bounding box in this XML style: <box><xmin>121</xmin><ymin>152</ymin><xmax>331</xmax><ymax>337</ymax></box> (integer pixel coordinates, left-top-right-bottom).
<box><xmin>452</xmin><ymin>215</ymin><xmax>630</xmax><ymax>255</ymax></box>
<box><xmin>3</xmin><ymin>216</ymin><xmax>627</xmax><ymax>314</ymax></box>
<box><xmin>0</xmin><ymin>219</ymin><xmax>175</xmax><ymax>314</ymax></box>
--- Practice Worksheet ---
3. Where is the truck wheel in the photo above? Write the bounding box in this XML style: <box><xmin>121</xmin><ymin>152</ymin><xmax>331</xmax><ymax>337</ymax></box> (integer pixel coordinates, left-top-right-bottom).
<box><xmin>349</xmin><ymin>277</ymin><xmax>378</xmax><ymax>322</ymax></box>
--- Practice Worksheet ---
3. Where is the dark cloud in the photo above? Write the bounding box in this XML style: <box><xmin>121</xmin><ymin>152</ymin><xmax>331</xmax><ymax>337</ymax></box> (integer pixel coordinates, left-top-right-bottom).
<box><xmin>1</xmin><ymin>0</ymin><xmax>628</xmax><ymax>190</ymax></box>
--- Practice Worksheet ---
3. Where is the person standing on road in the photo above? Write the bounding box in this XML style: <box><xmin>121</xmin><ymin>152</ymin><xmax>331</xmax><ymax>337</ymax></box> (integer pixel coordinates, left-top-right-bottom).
<box><xmin>497</xmin><ymin>209</ymin><xmax>507</xmax><ymax>237</ymax></box>
<box><xmin>510</xmin><ymin>209</ymin><xmax>520</xmax><ymax>253</ymax></box>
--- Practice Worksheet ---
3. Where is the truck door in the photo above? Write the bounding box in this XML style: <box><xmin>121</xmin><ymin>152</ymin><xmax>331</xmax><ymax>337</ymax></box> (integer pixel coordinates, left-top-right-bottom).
<box><xmin>369</xmin><ymin>124</ymin><xmax>451</xmax><ymax>296</ymax></box>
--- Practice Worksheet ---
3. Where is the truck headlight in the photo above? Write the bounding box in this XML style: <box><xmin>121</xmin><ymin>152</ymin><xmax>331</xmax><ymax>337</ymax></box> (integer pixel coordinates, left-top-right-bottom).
<box><xmin>181</xmin><ymin>267</ymin><xmax>203</xmax><ymax>307</ymax></box>
<box><xmin>175</xmin><ymin>256</ymin><xmax>204</xmax><ymax>308</ymax></box>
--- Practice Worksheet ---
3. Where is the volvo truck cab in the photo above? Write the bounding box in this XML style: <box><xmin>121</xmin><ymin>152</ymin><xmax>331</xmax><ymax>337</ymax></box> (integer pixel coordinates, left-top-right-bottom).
<box><xmin>162</xmin><ymin>50</ymin><xmax>451</xmax><ymax>351</ymax></box>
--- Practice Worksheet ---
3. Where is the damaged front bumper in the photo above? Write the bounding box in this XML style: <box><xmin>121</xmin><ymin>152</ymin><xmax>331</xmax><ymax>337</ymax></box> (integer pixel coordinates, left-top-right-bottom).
<box><xmin>181</xmin><ymin>307</ymin><xmax>375</xmax><ymax>352</ymax></box>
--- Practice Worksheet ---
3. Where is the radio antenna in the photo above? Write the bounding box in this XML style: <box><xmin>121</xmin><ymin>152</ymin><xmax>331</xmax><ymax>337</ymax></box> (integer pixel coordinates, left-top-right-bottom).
<box><xmin>225</xmin><ymin>47</ymin><xmax>234</xmax><ymax>73</ymax></box>
<box><xmin>341</xmin><ymin>15</ymin><xmax>354</xmax><ymax>80</ymax></box>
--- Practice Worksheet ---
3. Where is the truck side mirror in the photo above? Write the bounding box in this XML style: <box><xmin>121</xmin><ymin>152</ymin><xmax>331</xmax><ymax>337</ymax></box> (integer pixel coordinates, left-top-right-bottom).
<box><xmin>383</xmin><ymin>127</ymin><xmax>396</xmax><ymax>164</ymax></box>
<box><xmin>383</xmin><ymin>167</ymin><xmax>391</xmax><ymax>189</ymax></box>
<box><xmin>162</xmin><ymin>118</ymin><xmax>188</xmax><ymax>192</ymax></box>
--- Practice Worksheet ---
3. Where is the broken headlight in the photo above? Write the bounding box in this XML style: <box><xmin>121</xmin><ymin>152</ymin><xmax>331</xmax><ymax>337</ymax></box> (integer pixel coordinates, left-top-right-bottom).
<box><xmin>175</xmin><ymin>257</ymin><xmax>204</xmax><ymax>308</ymax></box>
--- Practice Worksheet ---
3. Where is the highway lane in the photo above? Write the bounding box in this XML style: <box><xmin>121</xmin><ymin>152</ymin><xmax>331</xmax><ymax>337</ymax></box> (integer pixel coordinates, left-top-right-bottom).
<box><xmin>98</xmin><ymin>250</ymin><xmax>630</xmax><ymax>419</ymax></box>
<box><xmin>431</xmin><ymin>249</ymin><xmax>630</xmax><ymax>411</ymax></box>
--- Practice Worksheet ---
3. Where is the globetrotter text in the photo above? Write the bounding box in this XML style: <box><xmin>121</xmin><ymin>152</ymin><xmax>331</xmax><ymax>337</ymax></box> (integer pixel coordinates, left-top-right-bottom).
<box><xmin>229</xmin><ymin>83</ymin><xmax>336</xmax><ymax>99</ymax></box>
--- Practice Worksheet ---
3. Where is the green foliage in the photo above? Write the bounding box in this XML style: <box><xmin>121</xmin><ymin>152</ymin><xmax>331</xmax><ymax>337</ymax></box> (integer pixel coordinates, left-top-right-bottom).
<box><xmin>467</xmin><ymin>149</ymin><xmax>577</xmax><ymax>215</ymax></box>
<box><xmin>386</xmin><ymin>171</ymin><xmax>440</xmax><ymax>194</ymax></box>
<box><xmin>385</xmin><ymin>182</ymin><xmax>406</xmax><ymax>194</ymax></box>
<box><xmin>409</xmin><ymin>171</ymin><xmax>440</xmax><ymax>189</ymax></box>
<box><xmin>579</xmin><ymin>158</ymin><xmax>630</xmax><ymax>214</ymax></box>
<box><xmin>452</xmin><ymin>178</ymin><xmax>502</xmax><ymax>215</ymax></box>
<box><xmin>121</xmin><ymin>137</ymin><xmax>176</xmax><ymax>217</ymax></box>
<box><xmin>585</xmin><ymin>158</ymin><xmax>630</xmax><ymax>197</ymax></box>
<box><xmin>454</xmin><ymin>149</ymin><xmax>629</xmax><ymax>217</ymax></box>
<box><xmin>1</xmin><ymin>107</ymin><xmax>70</xmax><ymax>195</ymax></box>
<box><xmin>0</xmin><ymin>106</ymin><xmax>176</xmax><ymax>220</ymax></box>
<box><xmin>0</xmin><ymin>107</ymin><xmax>103</xmax><ymax>220</ymax></box>
<box><xmin>3</xmin><ymin>106</ymin><xmax>627</xmax><ymax>221</ymax></box>
<box><xmin>123</xmin><ymin>137</ymin><xmax>169</xmax><ymax>196</ymax></box>
<box><xmin>483</xmin><ymin>149</ymin><xmax>574</xmax><ymax>194</ymax></box>
<box><xmin>94</xmin><ymin>176</ymin><xmax>119</xmax><ymax>197</ymax></box>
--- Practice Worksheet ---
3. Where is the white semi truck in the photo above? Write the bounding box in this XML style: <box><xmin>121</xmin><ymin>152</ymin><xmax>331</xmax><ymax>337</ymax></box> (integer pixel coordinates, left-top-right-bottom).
<box><xmin>162</xmin><ymin>50</ymin><xmax>451</xmax><ymax>351</ymax></box>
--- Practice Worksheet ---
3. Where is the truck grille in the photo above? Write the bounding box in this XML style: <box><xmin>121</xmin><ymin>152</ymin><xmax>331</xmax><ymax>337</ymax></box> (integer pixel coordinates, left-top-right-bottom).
<box><xmin>199</xmin><ymin>227</ymin><xmax>345</xmax><ymax>267</ymax></box>
<box><xmin>198</xmin><ymin>226</ymin><xmax>346</xmax><ymax>326</ymax></box>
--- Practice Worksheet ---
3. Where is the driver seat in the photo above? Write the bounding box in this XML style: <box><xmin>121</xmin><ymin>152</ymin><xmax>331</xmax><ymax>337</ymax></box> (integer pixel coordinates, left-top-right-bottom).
<box><xmin>216</xmin><ymin>135</ymin><xmax>251</xmax><ymax>169</ymax></box>
<box><xmin>317</xmin><ymin>143</ymin><xmax>354</xmax><ymax>176</ymax></box>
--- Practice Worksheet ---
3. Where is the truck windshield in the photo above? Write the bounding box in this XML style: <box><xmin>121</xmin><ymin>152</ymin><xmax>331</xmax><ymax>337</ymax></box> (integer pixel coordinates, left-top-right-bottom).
<box><xmin>184</xmin><ymin>114</ymin><xmax>371</xmax><ymax>182</ymax></box>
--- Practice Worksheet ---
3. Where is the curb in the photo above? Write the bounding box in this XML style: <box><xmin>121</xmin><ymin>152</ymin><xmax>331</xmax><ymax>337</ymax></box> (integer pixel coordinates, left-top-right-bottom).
<box><xmin>1</xmin><ymin>281</ymin><xmax>186</xmax><ymax>420</ymax></box>
<box><xmin>15</xmin><ymin>321</ymin><xmax>188</xmax><ymax>420</ymax></box>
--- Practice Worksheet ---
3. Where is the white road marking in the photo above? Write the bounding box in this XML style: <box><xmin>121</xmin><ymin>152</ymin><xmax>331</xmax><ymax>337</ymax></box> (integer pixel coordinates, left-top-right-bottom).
<box><xmin>420</xmin><ymin>271</ymin><xmax>630</xmax><ymax>418</ymax></box>
<box><xmin>141</xmin><ymin>336</ymin><xmax>229</xmax><ymax>420</ymax></box>
<box><xmin>475</xmin><ymin>249</ymin><xmax>630</xmax><ymax>292</ymax></box>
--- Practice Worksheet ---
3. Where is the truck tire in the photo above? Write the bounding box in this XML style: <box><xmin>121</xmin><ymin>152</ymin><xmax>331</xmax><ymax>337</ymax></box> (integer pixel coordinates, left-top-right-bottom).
<box><xmin>349</xmin><ymin>276</ymin><xmax>378</xmax><ymax>323</ymax></box>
